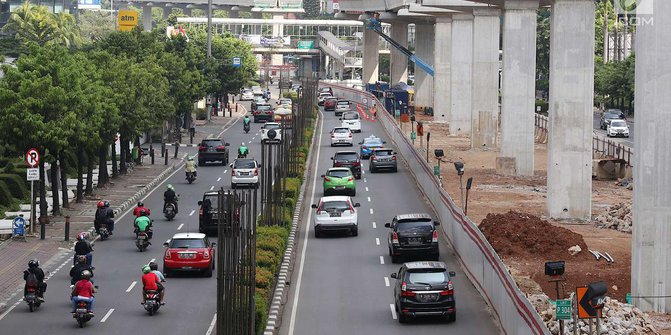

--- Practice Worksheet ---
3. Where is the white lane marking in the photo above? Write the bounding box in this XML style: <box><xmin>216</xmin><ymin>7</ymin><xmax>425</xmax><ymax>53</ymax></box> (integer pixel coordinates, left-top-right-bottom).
<box><xmin>367</xmin><ymin>196</ymin><xmax>371</xmax><ymax>202</ymax></box>
<box><xmin>0</xmin><ymin>301</ymin><xmax>19</xmax><ymax>321</ymax></box>
<box><xmin>177</xmin><ymin>223</ymin><xmax>184</xmax><ymax>230</ymax></box>
<box><xmin>365</xmin><ymin>187</ymin><xmax>369</xmax><ymax>192</ymax></box>
<box><xmin>384</xmin><ymin>277</ymin><xmax>390</xmax><ymax>287</ymax></box>
<box><xmin>189</xmin><ymin>210</ymin><xmax>195</xmax><ymax>216</ymax></box>
<box><xmin>224</xmin><ymin>170</ymin><xmax>228</xmax><ymax>174</ymax></box>
<box><xmin>210</xmin><ymin>186</ymin><xmax>215</xmax><ymax>191</ymax></box>
<box><xmin>380</xmin><ymin>256</ymin><xmax>385</xmax><ymax>265</ymax></box>
<box><xmin>289</xmin><ymin>109</ymin><xmax>324</xmax><ymax>335</ymax></box>
<box><xmin>373</xmin><ymin>222</ymin><xmax>377</xmax><ymax>229</ymax></box>
<box><xmin>376</xmin><ymin>238</ymin><xmax>380</xmax><ymax>245</ymax></box>
<box><xmin>364</xmin><ymin>178</ymin><xmax>367</xmax><ymax>183</ymax></box>
<box><xmin>217</xmin><ymin>177</ymin><xmax>221</xmax><ymax>182</ymax></box>
<box><xmin>390</xmin><ymin>304</ymin><xmax>397</xmax><ymax>319</ymax></box>
<box><xmin>126</xmin><ymin>281</ymin><xmax>137</xmax><ymax>293</ymax></box>
<box><xmin>205</xmin><ymin>313</ymin><xmax>217</xmax><ymax>335</ymax></box>
<box><xmin>370</xmin><ymin>208</ymin><xmax>374</xmax><ymax>215</ymax></box>
<box><xmin>100</xmin><ymin>308</ymin><xmax>115</xmax><ymax>323</ymax></box>
<box><xmin>252</xmin><ymin>137</ymin><xmax>256</xmax><ymax>140</ymax></box>
<box><xmin>362</xmin><ymin>170</ymin><xmax>365</xmax><ymax>175</ymax></box>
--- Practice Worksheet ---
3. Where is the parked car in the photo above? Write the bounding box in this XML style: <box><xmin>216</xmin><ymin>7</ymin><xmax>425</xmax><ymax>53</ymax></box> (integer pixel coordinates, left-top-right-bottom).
<box><xmin>251</xmin><ymin>86</ymin><xmax>264</xmax><ymax>96</ymax></box>
<box><xmin>261</xmin><ymin>122</ymin><xmax>282</xmax><ymax>143</ymax></box>
<box><xmin>230</xmin><ymin>158</ymin><xmax>259</xmax><ymax>189</ymax></box>
<box><xmin>253</xmin><ymin>104</ymin><xmax>274</xmax><ymax>123</ymax></box>
<box><xmin>311</xmin><ymin>196</ymin><xmax>360</xmax><ymax>237</ymax></box>
<box><xmin>391</xmin><ymin>261</ymin><xmax>456</xmax><ymax>323</ymax></box>
<box><xmin>370</xmin><ymin>148</ymin><xmax>397</xmax><ymax>173</ymax></box>
<box><xmin>341</xmin><ymin>111</ymin><xmax>361</xmax><ymax>133</ymax></box>
<box><xmin>600</xmin><ymin>109</ymin><xmax>626</xmax><ymax>130</ymax></box>
<box><xmin>163</xmin><ymin>232</ymin><xmax>215</xmax><ymax>277</ymax></box>
<box><xmin>335</xmin><ymin>100</ymin><xmax>350</xmax><ymax>116</ymax></box>
<box><xmin>385</xmin><ymin>213</ymin><xmax>440</xmax><ymax>263</ymax></box>
<box><xmin>607</xmin><ymin>119</ymin><xmax>630</xmax><ymax>138</ymax></box>
<box><xmin>318</xmin><ymin>92</ymin><xmax>332</xmax><ymax>106</ymax></box>
<box><xmin>197</xmin><ymin>138</ymin><xmax>230</xmax><ymax>166</ymax></box>
<box><xmin>322</xmin><ymin>167</ymin><xmax>356</xmax><ymax>196</ymax></box>
<box><xmin>324</xmin><ymin>97</ymin><xmax>338</xmax><ymax>111</ymax></box>
<box><xmin>332</xmin><ymin>151</ymin><xmax>361</xmax><ymax>179</ymax></box>
<box><xmin>359</xmin><ymin>135</ymin><xmax>386</xmax><ymax>159</ymax></box>
<box><xmin>330</xmin><ymin>127</ymin><xmax>353</xmax><ymax>147</ymax></box>
<box><xmin>240</xmin><ymin>89</ymin><xmax>254</xmax><ymax>101</ymax></box>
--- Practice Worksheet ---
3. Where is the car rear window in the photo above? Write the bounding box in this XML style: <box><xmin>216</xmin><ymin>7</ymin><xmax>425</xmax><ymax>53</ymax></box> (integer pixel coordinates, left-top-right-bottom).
<box><xmin>374</xmin><ymin>150</ymin><xmax>393</xmax><ymax>156</ymax></box>
<box><xmin>343</xmin><ymin>113</ymin><xmax>359</xmax><ymax>120</ymax></box>
<box><xmin>610</xmin><ymin>120</ymin><xmax>627</xmax><ymax>127</ymax></box>
<box><xmin>170</xmin><ymin>238</ymin><xmax>206</xmax><ymax>248</ymax></box>
<box><xmin>327</xmin><ymin>170</ymin><xmax>351</xmax><ymax>178</ymax></box>
<box><xmin>396</xmin><ymin>219</ymin><xmax>434</xmax><ymax>232</ymax></box>
<box><xmin>202</xmin><ymin>140</ymin><xmax>223</xmax><ymax>147</ymax></box>
<box><xmin>333</xmin><ymin>128</ymin><xmax>350</xmax><ymax>134</ymax></box>
<box><xmin>337</xmin><ymin>101</ymin><xmax>349</xmax><ymax>106</ymax></box>
<box><xmin>234</xmin><ymin>160</ymin><xmax>256</xmax><ymax>169</ymax></box>
<box><xmin>363</xmin><ymin>138</ymin><xmax>383</xmax><ymax>146</ymax></box>
<box><xmin>202</xmin><ymin>195</ymin><xmax>219</xmax><ymax>210</ymax></box>
<box><xmin>406</xmin><ymin>270</ymin><xmax>448</xmax><ymax>284</ymax></box>
<box><xmin>257</xmin><ymin>105</ymin><xmax>272</xmax><ymax>111</ymax></box>
<box><xmin>321</xmin><ymin>201</ymin><xmax>349</xmax><ymax>212</ymax></box>
<box><xmin>264</xmin><ymin>124</ymin><xmax>281</xmax><ymax>130</ymax></box>
<box><xmin>335</xmin><ymin>153</ymin><xmax>358</xmax><ymax>161</ymax></box>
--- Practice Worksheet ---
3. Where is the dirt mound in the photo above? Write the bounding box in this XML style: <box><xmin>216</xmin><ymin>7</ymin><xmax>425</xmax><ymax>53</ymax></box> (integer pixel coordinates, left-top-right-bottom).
<box><xmin>478</xmin><ymin>211</ymin><xmax>589</xmax><ymax>260</ymax></box>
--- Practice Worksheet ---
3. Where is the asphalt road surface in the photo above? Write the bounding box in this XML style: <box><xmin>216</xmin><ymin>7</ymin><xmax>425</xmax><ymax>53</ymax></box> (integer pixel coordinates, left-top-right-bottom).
<box><xmin>278</xmin><ymin>106</ymin><xmax>500</xmax><ymax>335</ymax></box>
<box><xmin>592</xmin><ymin>113</ymin><xmax>634</xmax><ymax>147</ymax></box>
<box><xmin>0</xmin><ymin>99</ymin><xmax>264</xmax><ymax>333</ymax></box>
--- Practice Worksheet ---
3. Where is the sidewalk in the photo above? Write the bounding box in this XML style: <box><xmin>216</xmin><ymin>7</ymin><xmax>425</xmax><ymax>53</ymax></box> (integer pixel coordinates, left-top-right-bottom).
<box><xmin>0</xmin><ymin>112</ymin><xmax>239</xmax><ymax>311</ymax></box>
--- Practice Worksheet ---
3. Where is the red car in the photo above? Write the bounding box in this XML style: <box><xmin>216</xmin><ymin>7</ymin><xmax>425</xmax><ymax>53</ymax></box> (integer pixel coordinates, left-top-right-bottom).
<box><xmin>324</xmin><ymin>97</ymin><xmax>338</xmax><ymax>111</ymax></box>
<box><xmin>163</xmin><ymin>233</ymin><xmax>215</xmax><ymax>277</ymax></box>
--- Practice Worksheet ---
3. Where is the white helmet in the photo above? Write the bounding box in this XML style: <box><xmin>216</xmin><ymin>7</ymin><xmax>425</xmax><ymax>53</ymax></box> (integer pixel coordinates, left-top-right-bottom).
<box><xmin>241</xmin><ymin>142</ymin><xmax>245</xmax><ymax>146</ymax></box>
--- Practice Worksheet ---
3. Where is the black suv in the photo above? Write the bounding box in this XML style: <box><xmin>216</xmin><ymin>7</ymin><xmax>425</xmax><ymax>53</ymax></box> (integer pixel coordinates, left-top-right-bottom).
<box><xmin>332</xmin><ymin>151</ymin><xmax>361</xmax><ymax>179</ymax></box>
<box><xmin>385</xmin><ymin>213</ymin><xmax>440</xmax><ymax>263</ymax></box>
<box><xmin>198</xmin><ymin>138</ymin><xmax>230</xmax><ymax>166</ymax></box>
<box><xmin>198</xmin><ymin>192</ymin><xmax>219</xmax><ymax>234</ymax></box>
<box><xmin>599</xmin><ymin>109</ymin><xmax>626</xmax><ymax>129</ymax></box>
<box><xmin>391</xmin><ymin>261</ymin><xmax>456</xmax><ymax>323</ymax></box>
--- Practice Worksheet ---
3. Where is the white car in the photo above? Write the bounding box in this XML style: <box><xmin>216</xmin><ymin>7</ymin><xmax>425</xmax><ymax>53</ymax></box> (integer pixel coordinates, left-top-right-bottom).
<box><xmin>229</xmin><ymin>158</ymin><xmax>259</xmax><ymax>189</ymax></box>
<box><xmin>240</xmin><ymin>89</ymin><xmax>254</xmax><ymax>101</ymax></box>
<box><xmin>335</xmin><ymin>100</ymin><xmax>350</xmax><ymax>116</ymax></box>
<box><xmin>341</xmin><ymin>111</ymin><xmax>361</xmax><ymax>133</ymax></box>
<box><xmin>311</xmin><ymin>196</ymin><xmax>360</xmax><ymax>237</ymax></box>
<box><xmin>277</xmin><ymin>98</ymin><xmax>293</xmax><ymax>109</ymax></box>
<box><xmin>261</xmin><ymin>122</ymin><xmax>282</xmax><ymax>143</ymax></box>
<box><xmin>330</xmin><ymin>127</ymin><xmax>353</xmax><ymax>147</ymax></box>
<box><xmin>318</xmin><ymin>92</ymin><xmax>332</xmax><ymax>106</ymax></box>
<box><xmin>251</xmin><ymin>86</ymin><xmax>264</xmax><ymax>96</ymax></box>
<box><xmin>607</xmin><ymin>120</ymin><xmax>630</xmax><ymax>138</ymax></box>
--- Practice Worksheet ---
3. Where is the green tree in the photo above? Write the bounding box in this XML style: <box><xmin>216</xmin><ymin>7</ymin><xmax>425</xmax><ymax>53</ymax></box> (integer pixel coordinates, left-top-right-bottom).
<box><xmin>3</xmin><ymin>1</ymin><xmax>80</xmax><ymax>47</ymax></box>
<box><xmin>535</xmin><ymin>8</ymin><xmax>550</xmax><ymax>96</ymax></box>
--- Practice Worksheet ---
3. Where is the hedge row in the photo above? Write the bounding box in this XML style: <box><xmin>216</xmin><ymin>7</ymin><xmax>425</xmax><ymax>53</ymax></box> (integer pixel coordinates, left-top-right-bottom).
<box><xmin>254</xmin><ymin>109</ymin><xmax>316</xmax><ymax>334</ymax></box>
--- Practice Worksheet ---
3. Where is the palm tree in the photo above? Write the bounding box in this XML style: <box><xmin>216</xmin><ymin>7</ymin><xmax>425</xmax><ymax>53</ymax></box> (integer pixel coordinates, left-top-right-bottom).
<box><xmin>3</xmin><ymin>1</ymin><xmax>79</xmax><ymax>47</ymax></box>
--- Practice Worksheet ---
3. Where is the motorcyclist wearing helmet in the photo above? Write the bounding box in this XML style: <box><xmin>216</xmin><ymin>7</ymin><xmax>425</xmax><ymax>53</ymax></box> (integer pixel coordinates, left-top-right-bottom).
<box><xmin>95</xmin><ymin>200</ymin><xmax>115</xmax><ymax>235</ymax></box>
<box><xmin>141</xmin><ymin>265</ymin><xmax>164</xmax><ymax>305</ymax></box>
<box><xmin>243</xmin><ymin>115</ymin><xmax>251</xmax><ymax>127</ymax></box>
<box><xmin>238</xmin><ymin>142</ymin><xmax>249</xmax><ymax>157</ymax></box>
<box><xmin>24</xmin><ymin>259</ymin><xmax>46</xmax><ymax>301</ymax></box>
<box><xmin>185</xmin><ymin>156</ymin><xmax>197</xmax><ymax>178</ymax></box>
<box><xmin>70</xmin><ymin>255</ymin><xmax>94</xmax><ymax>285</ymax></box>
<box><xmin>133</xmin><ymin>201</ymin><xmax>151</xmax><ymax>217</ymax></box>
<box><xmin>93</xmin><ymin>201</ymin><xmax>105</xmax><ymax>235</ymax></box>
<box><xmin>148</xmin><ymin>262</ymin><xmax>165</xmax><ymax>283</ymax></box>
<box><xmin>134</xmin><ymin>209</ymin><xmax>153</xmax><ymax>240</ymax></box>
<box><xmin>71</xmin><ymin>270</ymin><xmax>95</xmax><ymax>313</ymax></box>
<box><xmin>163</xmin><ymin>184</ymin><xmax>178</xmax><ymax>214</ymax></box>
<box><xmin>74</xmin><ymin>232</ymin><xmax>93</xmax><ymax>266</ymax></box>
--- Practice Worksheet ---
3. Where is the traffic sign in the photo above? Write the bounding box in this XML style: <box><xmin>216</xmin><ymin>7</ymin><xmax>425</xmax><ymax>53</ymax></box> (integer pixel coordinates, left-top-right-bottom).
<box><xmin>26</xmin><ymin>168</ymin><xmax>39</xmax><ymax>181</ymax></box>
<box><xmin>556</xmin><ymin>299</ymin><xmax>572</xmax><ymax>320</ymax></box>
<box><xmin>233</xmin><ymin>57</ymin><xmax>241</xmax><ymax>68</ymax></box>
<box><xmin>25</xmin><ymin>148</ymin><xmax>40</xmax><ymax>167</ymax></box>
<box><xmin>12</xmin><ymin>216</ymin><xmax>26</xmax><ymax>236</ymax></box>
<box><xmin>577</xmin><ymin>287</ymin><xmax>602</xmax><ymax>319</ymax></box>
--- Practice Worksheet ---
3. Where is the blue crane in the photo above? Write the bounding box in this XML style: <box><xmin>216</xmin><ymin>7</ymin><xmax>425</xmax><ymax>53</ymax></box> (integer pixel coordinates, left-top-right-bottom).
<box><xmin>366</xmin><ymin>18</ymin><xmax>435</xmax><ymax>77</ymax></box>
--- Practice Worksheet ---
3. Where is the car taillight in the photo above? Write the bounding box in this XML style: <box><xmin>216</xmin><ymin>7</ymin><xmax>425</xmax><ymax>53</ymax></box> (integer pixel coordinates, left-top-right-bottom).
<box><xmin>392</xmin><ymin>232</ymin><xmax>399</xmax><ymax>245</ymax></box>
<box><xmin>348</xmin><ymin>133</ymin><xmax>352</xmax><ymax>138</ymax></box>
<box><xmin>334</xmin><ymin>162</ymin><xmax>341</xmax><ymax>167</ymax></box>
<box><xmin>371</xmin><ymin>156</ymin><xmax>377</xmax><ymax>161</ymax></box>
<box><xmin>432</xmin><ymin>230</ymin><xmax>438</xmax><ymax>243</ymax></box>
<box><xmin>254</xmin><ymin>169</ymin><xmax>259</xmax><ymax>176</ymax></box>
<box><xmin>203</xmin><ymin>250</ymin><xmax>210</xmax><ymax>259</ymax></box>
<box><xmin>324</xmin><ymin>177</ymin><xmax>331</xmax><ymax>182</ymax></box>
<box><xmin>253</xmin><ymin>111</ymin><xmax>259</xmax><ymax>115</ymax></box>
<box><xmin>165</xmin><ymin>250</ymin><xmax>171</xmax><ymax>259</ymax></box>
<box><xmin>401</xmin><ymin>281</ymin><xmax>415</xmax><ymax>297</ymax></box>
<box><xmin>231</xmin><ymin>170</ymin><xmax>236</xmax><ymax>176</ymax></box>
<box><xmin>352</xmin><ymin>161</ymin><xmax>360</xmax><ymax>166</ymax></box>
<box><xmin>331</xmin><ymin>133</ymin><xmax>335</xmax><ymax>138</ymax></box>
<box><xmin>199</xmin><ymin>208</ymin><xmax>203</xmax><ymax>218</ymax></box>
<box><xmin>392</xmin><ymin>156</ymin><xmax>397</xmax><ymax>161</ymax></box>
<box><xmin>362</xmin><ymin>145</ymin><xmax>367</xmax><ymax>150</ymax></box>
<box><xmin>347</xmin><ymin>177</ymin><xmax>353</xmax><ymax>182</ymax></box>
<box><xmin>216</xmin><ymin>145</ymin><xmax>226</xmax><ymax>151</ymax></box>
<box><xmin>440</xmin><ymin>281</ymin><xmax>454</xmax><ymax>296</ymax></box>
<box><xmin>27</xmin><ymin>287</ymin><xmax>35</xmax><ymax>292</ymax></box>
<box><xmin>198</xmin><ymin>146</ymin><xmax>207</xmax><ymax>152</ymax></box>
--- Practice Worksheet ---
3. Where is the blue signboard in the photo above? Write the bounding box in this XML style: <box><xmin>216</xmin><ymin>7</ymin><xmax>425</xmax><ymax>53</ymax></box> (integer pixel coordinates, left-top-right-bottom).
<box><xmin>78</xmin><ymin>0</ymin><xmax>101</xmax><ymax>10</ymax></box>
<box><xmin>233</xmin><ymin>57</ymin><xmax>241</xmax><ymax>68</ymax></box>
<box><xmin>12</xmin><ymin>216</ymin><xmax>26</xmax><ymax>237</ymax></box>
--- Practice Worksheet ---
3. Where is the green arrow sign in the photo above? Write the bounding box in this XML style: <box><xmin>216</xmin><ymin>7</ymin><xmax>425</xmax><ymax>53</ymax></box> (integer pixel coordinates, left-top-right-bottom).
<box><xmin>556</xmin><ymin>299</ymin><xmax>572</xmax><ymax>320</ymax></box>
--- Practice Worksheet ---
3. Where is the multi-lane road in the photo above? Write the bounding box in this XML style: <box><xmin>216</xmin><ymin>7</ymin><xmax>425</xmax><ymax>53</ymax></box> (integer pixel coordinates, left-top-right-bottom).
<box><xmin>278</xmin><ymin>105</ymin><xmax>499</xmax><ymax>334</ymax></box>
<box><xmin>592</xmin><ymin>113</ymin><xmax>634</xmax><ymax>147</ymax></box>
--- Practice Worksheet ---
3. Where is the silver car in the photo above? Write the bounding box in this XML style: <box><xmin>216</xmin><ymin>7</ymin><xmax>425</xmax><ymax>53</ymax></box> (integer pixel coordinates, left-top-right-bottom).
<box><xmin>369</xmin><ymin>148</ymin><xmax>397</xmax><ymax>173</ymax></box>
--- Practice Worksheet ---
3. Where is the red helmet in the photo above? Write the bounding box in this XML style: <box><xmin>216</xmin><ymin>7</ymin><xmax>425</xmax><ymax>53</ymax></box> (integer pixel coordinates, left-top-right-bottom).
<box><xmin>76</xmin><ymin>232</ymin><xmax>87</xmax><ymax>241</ymax></box>
<box><xmin>97</xmin><ymin>201</ymin><xmax>104</xmax><ymax>209</ymax></box>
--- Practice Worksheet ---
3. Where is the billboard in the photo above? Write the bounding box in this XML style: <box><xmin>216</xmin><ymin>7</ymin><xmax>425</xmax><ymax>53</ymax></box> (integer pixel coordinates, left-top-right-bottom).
<box><xmin>279</xmin><ymin>0</ymin><xmax>302</xmax><ymax>8</ymax></box>
<box><xmin>254</xmin><ymin>0</ymin><xmax>277</xmax><ymax>8</ymax></box>
<box><xmin>239</xmin><ymin>35</ymin><xmax>291</xmax><ymax>48</ymax></box>
<box><xmin>78</xmin><ymin>0</ymin><xmax>101</xmax><ymax>10</ymax></box>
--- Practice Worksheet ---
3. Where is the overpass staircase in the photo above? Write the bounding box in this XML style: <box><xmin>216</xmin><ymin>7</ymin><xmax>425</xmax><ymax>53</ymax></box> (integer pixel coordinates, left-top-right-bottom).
<box><xmin>316</xmin><ymin>31</ymin><xmax>362</xmax><ymax>69</ymax></box>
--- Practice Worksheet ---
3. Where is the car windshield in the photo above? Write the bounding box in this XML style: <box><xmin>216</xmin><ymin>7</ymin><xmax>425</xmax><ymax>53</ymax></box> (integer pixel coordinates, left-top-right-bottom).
<box><xmin>265</xmin><ymin>124</ymin><xmax>281</xmax><ymax>130</ymax></box>
<box><xmin>406</xmin><ymin>270</ymin><xmax>448</xmax><ymax>284</ymax></box>
<box><xmin>327</xmin><ymin>170</ymin><xmax>351</xmax><ymax>178</ymax></box>
<box><xmin>170</xmin><ymin>238</ymin><xmax>206</xmax><ymax>248</ymax></box>
<box><xmin>333</xmin><ymin>128</ymin><xmax>350</xmax><ymax>134</ymax></box>
<box><xmin>257</xmin><ymin>105</ymin><xmax>272</xmax><ymax>111</ymax></box>
<box><xmin>610</xmin><ymin>120</ymin><xmax>627</xmax><ymax>127</ymax></box>
<box><xmin>321</xmin><ymin>201</ymin><xmax>350</xmax><ymax>212</ymax></box>
<box><xmin>335</xmin><ymin>153</ymin><xmax>358</xmax><ymax>161</ymax></box>
<box><xmin>234</xmin><ymin>160</ymin><xmax>256</xmax><ymax>169</ymax></box>
<box><xmin>396</xmin><ymin>219</ymin><xmax>434</xmax><ymax>232</ymax></box>
<box><xmin>202</xmin><ymin>195</ymin><xmax>219</xmax><ymax>210</ymax></box>
<box><xmin>374</xmin><ymin>150</ymin><xmax>393</xmax><ymax>156</ymax></box>
<box><xmin>343</xmin><ymin>113</ymin><xmax>359</xmax><ymax>120</ymax></box>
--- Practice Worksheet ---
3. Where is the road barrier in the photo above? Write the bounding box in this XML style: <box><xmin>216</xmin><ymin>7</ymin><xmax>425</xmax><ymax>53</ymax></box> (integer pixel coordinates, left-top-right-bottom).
<box><xmin>323</xmin><ymin>82</ymin><xmax>550</xmax><ymax>335</ymax></box>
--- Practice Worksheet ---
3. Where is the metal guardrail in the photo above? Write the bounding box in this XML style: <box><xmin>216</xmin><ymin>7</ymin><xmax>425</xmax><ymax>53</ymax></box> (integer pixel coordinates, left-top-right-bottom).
<box><xmin>534</xmin><ymin>113</ymin><xmax>634</xmax><ymax>167</ymax></box>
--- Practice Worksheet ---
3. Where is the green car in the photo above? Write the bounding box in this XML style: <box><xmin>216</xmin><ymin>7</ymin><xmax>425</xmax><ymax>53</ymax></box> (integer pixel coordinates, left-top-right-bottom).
<box><xmin>322</xmin><ymin>167</ymin><xmax>356</xmax><ymax>196</ymax></box>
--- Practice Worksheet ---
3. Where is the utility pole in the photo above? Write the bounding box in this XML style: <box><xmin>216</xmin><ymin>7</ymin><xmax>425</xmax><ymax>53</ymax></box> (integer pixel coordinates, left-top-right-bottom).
<box><xmin>206</xmin><ymin>0</ymin><xmax>213</xmax><ymax>122</ymax></box>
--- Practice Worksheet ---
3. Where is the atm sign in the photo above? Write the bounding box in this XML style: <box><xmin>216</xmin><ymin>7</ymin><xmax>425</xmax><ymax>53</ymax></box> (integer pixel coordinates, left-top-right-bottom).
<box><xmin>118</xmin><ymin>10</ymin><xmax>139</xmax><ymax>29</ymax></box>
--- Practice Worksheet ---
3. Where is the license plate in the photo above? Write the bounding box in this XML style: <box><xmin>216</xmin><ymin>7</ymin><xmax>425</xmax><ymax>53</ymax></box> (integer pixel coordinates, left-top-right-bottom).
<box><xmin>179</xmin><ymin>253</ymin><xmax>195</xmax><ymax>259</ymax></box>
<box><xmin>239</xmin><ymin>172</ymin><xmax>249</xmax><ymax>176</ymax></box>
<box><xmin>76</xmin><ymin>308</ymin><xmax>88</xmax><ymax>313</ymax></box>
<box><xmin>137</xmin><ymin>235</ymin><xmax>146</xmax><ymax>240</ymax></box>
<box><xmin>330</xmin><ymin>212</ymin><xmax>342</xmax><ymax>217</ymax></box>
<box><xmin>417</xmin><ymin>293</ymin><xmax>439</xmax><ymax>302</ymax></box>
<box><xmin>408</xmin><ymin>237</ymin><xmax>423</xmax><ymax>245</ymax></box>
<box><xmin>335</xmin><ymin>186</ymin><xmax>345</xmax><ymax>190</ymax></box>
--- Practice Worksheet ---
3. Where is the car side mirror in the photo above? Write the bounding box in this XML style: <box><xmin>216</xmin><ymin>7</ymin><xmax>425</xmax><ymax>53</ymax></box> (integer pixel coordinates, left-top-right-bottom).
<box><xmin>434</xmin><ymin>221</ymin><xmax>441</xmax><ymax>226</ymax></box>
<box><xmin>449</xmin><ymin>271</ymin><xmax>456</xmax><ymax>277</ymax></box>
<box><xmin>358</xmin><ymin>142</ymin><xmax>362</xmax><ymax>144</ymax></box>
<box><xmin>229</xmin><ymin>163</ymin><xmax>233</xmax><ymax>168</ymax></box>
<box><xmin>311</xmin><ymin>204</ymin><xmax>317</xmax><ymax>209</ymax></box>
<box><xmin>354</xmin><ymin>203</ymin><xmax>360</xmax><ymax>207</ymax></box>
<box><xmin>384</xmin><ymin>223</ymin><xmax>391</xmax><ymax>228</ymax></box>
<box><xmin>321</xmin><ymin>174</ymin><xmax>325</xmax><ymax>178</ymax></box>
<box><xmin>211</xmin><ymin>242</ymin><xmax>217</xmax><ymax>247</ymax></box>
<box><xmin>330</xmin><ymin>157</ymin><xmax>334</xmax><ymax>160</ymax></box>
<box><xmin>163</xmin><ymin>242</ymin><xmax>169</xmax><ymax>248</ymax></box>
<box><xmin>390</xmin><ymin>273</ymin><xmax>397</xmax><ymax>279</ymax></box>
<box><xmin>225</xmin><ymin>143</ymin><xmax>230</xmax><ymax>146</ymax></box>
<box><xmin>383</xmin><ymin>141</ymin><xmax>387</xmax><ymax>144</ymax></box>
<box><xmin>198</xmin><ymin>201</ymin><xmax>203</xmax><ymax>205</ymax></box>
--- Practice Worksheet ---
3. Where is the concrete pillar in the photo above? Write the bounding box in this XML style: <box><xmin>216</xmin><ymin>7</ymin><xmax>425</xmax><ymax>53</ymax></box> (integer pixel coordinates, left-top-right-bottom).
<box><xmin>414</xmin><ymin>23</ymin><xmax>435</xmax><ymax>111</ymax></box>
<box><xmin>449</xmin><ymin>14</ymin><xmax>473</xmax><ymax>136</ymax></box>
<box><xmin>471</xmin><ymin>8</ymin><xmax>501</xmax><ymax>149</ymax></box>
<box><xmin>362</xmin><ymin>28</ymin><xmax>379</xmax><ymax>84</ymax></box>
<box><xmin>390</xmin><ymin>22</ymin><xmax>409</xmax><ymax>84</ymax></box>
<box><xmin>271</xmin><ymin>14</ymin><xmax>285</xmax><ymax>66</ymax></box>
<box><xmin>499</xmin><ymin>0</ymin><xmax>539</xmax><ymax>176</ymax></box>
<box><xmin>433</xmin><ymin>16</ymin><xmax>452</xmax><ymax>123</ymax></box>
<box><xmin>546</xmin><ymin>0</ymin><xmax>595</xmax><ymax>220</ymax></box>
<box><xmin>631</xmin><ymin>0</ymin><xmax>671</xmax><ymax>313</ymax></box>
<box><xmin>142</xmin><ymin>4</ymin><xmax>152</xmax><ymax>32</ymax></box>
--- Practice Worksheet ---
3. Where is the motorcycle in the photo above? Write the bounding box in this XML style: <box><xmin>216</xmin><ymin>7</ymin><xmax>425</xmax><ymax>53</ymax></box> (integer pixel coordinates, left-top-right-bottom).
<box><xmin>73</xmin><ymin>299</ymin><xmax>94</xmax><ymax>328</ymax></box>
<box><xmin>73</xmin><ymin>253</ymin><xmax>93</xmax><ymax>266</ymax></box>
<box><xmin>24</xmin><ymin>285</ymin><xmax>42</xmax><ymax>312</ymax></box>
<box><xmin>98</xmin><ymin>224</ymin><xmax>110</xmax><ymax>241</ymax></box>
<box><xmin>186</xmin><ymin>171</ymin><xmax>196</xmax><ymax>184</ymax></box>
<box><xmin>143</xmin><ymin>290</ymin><xmax>161</xmax><ymax>315</ymax></box>
<box><xmin>164</xmin><ymin>203</ymin><xmax>176</xmax><ymax>221</ymax></box>
<box><xmin>243</xmin><ymin>122</ymin><xmax>250</xmax><ymax>134</ymax></box>
<box><xmin>237</xmin><ymin>152</ymin><xmax>247</xmax><ymax>159</ymax></box>
<box><xmin>135</xmin><ymin>232</ymin><xmax>150</xmax><ymax>252</ymax></box>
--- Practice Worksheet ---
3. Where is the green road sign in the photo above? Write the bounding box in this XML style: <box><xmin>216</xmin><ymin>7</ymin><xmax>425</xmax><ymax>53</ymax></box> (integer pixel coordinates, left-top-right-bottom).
<box><xmin>433</xmin><ymin>165</ymin><xmax>440</xmax><ymax>176</ymax></box>
<box><xmin>410</xmin><ymin>131</ymin><xmax>417</xmax><ymax>140</ymax></box>
<box><xmin>297</xmin><ymin>41</ymin><xmax>314</xmax><ymax>49</ymax></box>
<box><xmin>556</xmin><ymin>299</ymin><xmax>572</xmax><ymax>320</ymax></box>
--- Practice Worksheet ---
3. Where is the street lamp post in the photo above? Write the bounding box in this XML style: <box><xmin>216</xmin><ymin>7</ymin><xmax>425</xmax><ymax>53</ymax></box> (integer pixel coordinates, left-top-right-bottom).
<box><xmin>454</xmin><ymin>161</ymin><xmax>465</xmax><ymax>212</ymax></box>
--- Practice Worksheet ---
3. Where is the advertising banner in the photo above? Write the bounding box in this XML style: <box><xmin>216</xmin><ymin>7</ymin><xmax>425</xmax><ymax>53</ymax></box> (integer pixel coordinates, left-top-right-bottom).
<box><xmin>78</xmin><ymin>0</ymin><xmax>101</xmax><ymax>10</ymax></box>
